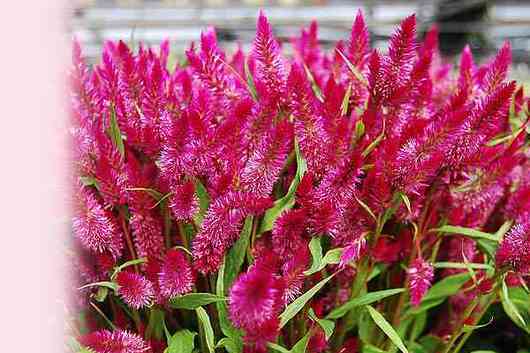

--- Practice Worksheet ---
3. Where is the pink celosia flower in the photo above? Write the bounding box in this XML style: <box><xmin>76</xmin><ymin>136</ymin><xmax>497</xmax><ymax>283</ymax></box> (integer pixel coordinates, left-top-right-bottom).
<box><xmin>496</xmin><ymin>220</ymin><xmax>530</xmax><ymax>273</ymax></box>
<box><xmin>229</xmin><ymin>258</ymin><xmax>284</xmax><ymax>331</ymax></box>
<box><xmin>116</xmin><ymin>271</ymin><xmax>155</xmax><ymax>309</ymax></box>
<box><xmin>158</xmin><ymin>249</ymin><xmax>194</xmax><ymax>299</ymax></box>
<box><xmin>80</xmin><ymin>329</ymin><xmax>151</xmax><ymax>353</ymax></box>
<box><xmin>168</xmin><ymin>181</ymin><xmax>199</xmax><ymax>220</ymax></box>
<box><xmin>229</xmin><ymin>256</ymin><xmax>284</xmax><ymax>352</ymax></box>
<box><xmin>72</xmin><ymin>188</ymin><xmax>123</xmax><ymax>260</ymax></box>
<box><xmin>407</xmin><ymin>257</ymin><xmax>434</xmax><ymax>306</ymax></box>
<box><xmin>192</xmin><ymin>192</ymin><xmax>272</xmax><ymax>273</ymax></box>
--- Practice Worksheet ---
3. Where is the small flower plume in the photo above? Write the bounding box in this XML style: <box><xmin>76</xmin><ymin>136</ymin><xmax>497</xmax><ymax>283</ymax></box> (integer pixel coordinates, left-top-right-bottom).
<box><xmin>80</xmin><ymin>329</ymin><xmax>151</xmax><ymax>353</ymax></box>
<box><xmin>158</xmin><ymin>249</ymin><xmax>194</xmax><ymax>299</ymax></box>
<box><xmin>496</xmin><ymin>220</ymin><xmax>530</xmax><ymax>274</ymax></box>
<box><xmin>72</xmin><ymin>187</ymin><xmax>123</xmax><ymax>260</ymax></box>
<box><xmin>408</xmin><ymin>257</ymin><xmax>434</xmax><ymax>306</ymax></box>
<box><xmin>116</xmin><ymin>271</ymin><xmax>155</xmax><ymax>309</ymax></box>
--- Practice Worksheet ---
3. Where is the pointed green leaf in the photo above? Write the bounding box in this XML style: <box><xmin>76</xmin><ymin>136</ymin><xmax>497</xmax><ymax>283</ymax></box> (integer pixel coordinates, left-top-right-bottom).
<box><xmin>169</xmin><ymin>293</ymin><xmax>226</xmax><ymax>310</ymax></box>
<box><xmin>500</xmin><ymin>279</ymin><xmax>528</xmax><ymax>331</ymax></box>
<box><xmin>291</xmin><ymin>331</ymin><xmax>311</xmax><ymax>353</ymax></box>
<box><xmin>366</xmin><ymin>305</ymin><xmax>408</xmax><ymax>353</ymax></box>
<box><xmin>78</xmin><ymin>281</ymin><xmax>117</xmax><ymax>292</ymax></box>
<box><xmin>279</xmin><ymin>273</ymin><xmax>335</xmax><ymax>328</ymax></box>
<box><xmin>193</xmin><ymin>179</ymin><xmax>210</xmax><ymax>225</ymax></box>
<box><xmin>308</xmin><ymin>308</ymin><xmax>335</xmax><ymax>340</ymax></box>
<box><xmin>259</xmin><ymin>140</ymin><xmax>306</xmax><ymax>233</ymax></box>
<box><xmin>224</xmin><ymin>217</ymin><xmax>252</xmax><ymax>290</ymax></box>
<box><xmin>108</xmin><ymin>106</ymin><xmax>125</xmax><ymax>158</ymax></box>
<box><xmin>326</xmin><ymin>288</ymin><xmax>405</xmax><ymax>320</ymax></box>
<box><xmin>165</xmin><ymin>330</ymin><xmax>197</xmax><ymax>353</ymax></box>
<box><xmin>195</xmin><ymin>307</ymin><xmax>215</xmax><ymax>353</ymax></box>
<box><xmin>434</xmin><ymin>225</ymin><xmax>500</xmax><ymax>242</ymax></box>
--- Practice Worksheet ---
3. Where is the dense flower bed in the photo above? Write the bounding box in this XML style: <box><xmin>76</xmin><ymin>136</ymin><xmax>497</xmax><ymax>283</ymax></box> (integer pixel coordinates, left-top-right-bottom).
<box><xmin>67</xmin><ymin>10</ymin><xmax>530</xmax><ymax>353</ymax></box>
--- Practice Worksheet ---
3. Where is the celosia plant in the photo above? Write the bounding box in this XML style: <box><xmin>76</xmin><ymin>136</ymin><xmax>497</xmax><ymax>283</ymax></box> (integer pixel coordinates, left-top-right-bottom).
<box><xmin>67</xmin><ymin>10</ymin><xmax>530</xmax><ymax>353</ymax></box>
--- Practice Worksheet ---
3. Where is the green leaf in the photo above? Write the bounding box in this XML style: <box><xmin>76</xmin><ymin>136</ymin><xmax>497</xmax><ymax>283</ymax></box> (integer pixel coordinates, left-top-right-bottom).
<box><xmin>224</xmin><ymin>217</ymin><xmax>252</xmax><ymax>290</ymax></box>
<box><xmin>434</xmin><ymin>225</ymin><xmax>500</xmax><ymax>242</ymax></box>
<box><xmin>417</xmin><ymin>336</ymin><xmax>444</xmax><ymax>353</ymax></box>
<box><xmin>291</xmin><ymin>331</ymin><xmax>311</xmax><ymax>353</ymax></box>
<box><xmin>108</xmin><ymin>106</ymin><xmax>125</xmax><ymax>158</ymax></box>
<box><xmin>355</xmin><ymin>120</ymin><xmax>366</xmax><ymax>140</ymax></box>
<box><xmin>304</xmin><ymin>238</ymin><xmax>344</xmax><ymax>276</ymax></box>
<box><xmin>268</xmin><ymin>343</ymin><xmax>291</xmax><ymax>353</ymax></box>
<box><xmin>432</xmin><ymin>262</ymin><xmax>493</xmax><ymax>270</ymax></box>
<box><xmin>193</xmin><ymin>179</ymin><xmax>210</xmax><ymax>225</ymax></box>
<box><xmin>94</xmin><ymin>287</ymin><xmax>109</xmax><ymax>302</ymax></box>
<box><xmin>195</xmin><ymin>307</ymin><xmax>216</xmax><ymax>353</ymax></box>
<box><xmin>341</xmin><ymin>85</ymin><xmax>352</xmax><ymax>116</ymax></box>
<box><xmin>146</xmin><ymin>308</ymin><xmax>165</xmax><ymax>340</ymax></box>
<box><xmin>111</xmin><ymin>257</ymin><xmax>147</xmax><ymax>280</ymax></box>
<box><xmin>259</xmin><ymin>140</ymin><xmax>307</xmax><ymax>234</ymax></box>
<box><xmin>304</xmin><ymin>237</ymin><xmax>323</xmax><ymax>275</ymax></box>
<box><xmin>326</xmin><ymin>288</ymin><xmax>405</xmax><ymax>320</ymax></box>
<box><xmin>476</xmin><ymin>238</ymin><xmax>498</xmax><ymax>260</ymax></box>
<box><xmin>362</xmin><ymin>118</ymin><xmax>385</xmax><ymax>158</ymax></box>
<box><xmin>244</xmin><ymin>58</ymin><xmax>258</xmax><ymax>101</ymax></box>
<box><xmin>363</xmin><ymin>344</ymin><xmax>390</xmax><ymax>353</ymax></box>
<box><xmin>309</xmin><ymin>308</ymin><xmax>335</xmax><ymax>340</ymax></box>
<box><xmin>469</xmin><ymin>351</ymin><xmax>498</xmax><ymax>353</ymax></box>
<box><xmin>462</xmin><ymin>316</ymin><xmax>493</xmax><ymax>333</ymax></box>
<box><xmin>80</xmin><ymin>176</ymin><xmax>98</xmax><ymax>187</ymax></box>
<box><xmin>165</xmin><ymin>330</ymin><xmax>197</xmax><ymax>353</ymax></box>
<box><xmin>169</xmin><ymin>293</ymin><xmax>226</xmax><ymax>310</ymax></box>
<box><xmin>279</xmin><ymin>273</ymin><xmax>335</xmax><ymax>328</ymax></box>
<box><xmin>500</xmin><ymin>278</ymin><xmax>528</xmax><ymax>332</ymax></box>
<box><xmin>398</xmin><ymin>192</ymin><xmax>412</xmax><ymax>214</ymax></box>
<box><xmin>78</xmin><ymin>281</ymin><xmax>117</xmax><ymax>292</ymax></box>
<box><xmin>409</xmin><ymin>311</ymin><xmax>427</xmax><ymax>341</ymax></box>
<box><xmin>335</xmin><ymin>48</ymin><xmax>368</xmax><ymax>86</ymax></box>
<box><xmin>216</xmin><ymin>260</ymin><xmax>243</xmax><ymax>349</ymax></box>
<box><xmin>366</xmin><ymin>305</ymin><xmax>408</xmax><ymax>353</ymax></box>
<box><xmin>216</xmin><ymin>337</ymin><xmax>241</xmax><ymax>353</ymax></box>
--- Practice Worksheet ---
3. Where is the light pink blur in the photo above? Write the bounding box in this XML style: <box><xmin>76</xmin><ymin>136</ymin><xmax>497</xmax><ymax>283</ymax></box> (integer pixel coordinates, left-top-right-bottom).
<box><xmin>0</xmin><ymin>0</ymin><xmax>69</xmax><ymax>350</ymax></box>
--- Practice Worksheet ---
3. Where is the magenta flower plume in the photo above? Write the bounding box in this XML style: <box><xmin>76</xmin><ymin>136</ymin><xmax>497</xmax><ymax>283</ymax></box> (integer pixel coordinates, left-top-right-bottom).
<box><xmin>240</xmin><ymin>121</ymin><xmax>293</xmax><ymax>197</ymax></box>
<box><xmin>158</xmin><ymin>249</ymin><xmax>194</xmax><ymax>299</ymax></box>
<box><xmin>229</xmin><ymin>267</ymin><xmax>283</xmax><ymax>329</ymax></box>
<box><xmin>347</xmin><ymin>10</ymin><xmax>369</xmax><ymax>69</ymax></box>
<box><xmin>192</xmin><ymin>192</ymin><xmax>272</xmax><ymax>274</ymax></box>
<box><xmin>252</xmin><ymin>10</ymin><xmax>288</xmax><ymax>104</ymax></box>
<box><xmin>271</xmin><ymin>208</ymin><xmax>307</xmax><ymax>258</ymax></box>
<box><xmin>169</xmin><ymin>181</ymin><xmax>199</xmax><ymax>220</ymax></box>
<box><xmin>116</xmin><ymin>271</ymin><xmax>155</xmax><ymax>309</ymax></box>
<box><xmin>72</xmin><ymin>188</ymin><xmax>123</xmax><ymax>260</ymax></box>
<box><xmin>79</xmin><ymin>329</ymin><xmax>150</xmax><ymax>353</ymax></box>
<box><xmin>496</xmin><ymin>220</ymin><xmax>530</xmax><ymax>274</ymax></box>
<box><xmin>407</xmin><ymin>257</ymin><xmax>434</xmax><ymax>306</ymax></box>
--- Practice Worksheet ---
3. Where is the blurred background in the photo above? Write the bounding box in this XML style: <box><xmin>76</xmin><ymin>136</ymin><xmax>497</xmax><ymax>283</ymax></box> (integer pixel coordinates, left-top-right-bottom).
<box><xmin>69</xmin><ymin>0</ymin><xmax>530</xmax><ymax>81</ymax></box>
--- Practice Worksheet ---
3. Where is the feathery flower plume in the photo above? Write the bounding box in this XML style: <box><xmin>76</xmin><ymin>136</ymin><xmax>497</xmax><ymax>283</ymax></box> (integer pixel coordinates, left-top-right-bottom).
<box><xmin>408</xmin><ymin>257</ymin><xmax>434</xmax><ymax>306</ymax></box>
<box><xmin>72</xmin><ymin>188</ymin><xmax>123</xmax><ymax>260</ymax></box>
<box><xmin>347</xmin><ymin>10</ymin><xmax>370</xmax><ymax>69</ymax></box>
<box><xmin>229</xmin><ymin>256</ymin><xmax>284</xmax><ymax>351</ymax></box>
<box><xmin>79</xmin><ymin>329</ymin><xmax>151</xmax><ymax>353</ymax></box>
<box><xmin>240</xmin><ymin>120</ymin><xmax>293</xmax><ymax>197</ymax></box>
<box><xmin>496</xmin><ymin>220</ymin><xmax>530</xmax><ymax>273</ymax></box>
<box><xmin>116</xmin><ymin>271</ymin><xmax>155</xmax><ymax>309</ymax></box>
<box><xmin>169</xmin><ymin>180</ymin><xmax>199</xmax><ymax>220</ymax></box>
<box><xmin>158</xmin><ymin>249</ymin><xmax>194</xmax><ymax>299</ymax></box>
<box><xmin>252</xmin><ymin>10</ymin><xmax>288</xmax><ymax>104</ymax></box>
<box><xmin>192</xmin><ymin>192</ymin><xmax>272</xmax><ymax>273</ymax></box>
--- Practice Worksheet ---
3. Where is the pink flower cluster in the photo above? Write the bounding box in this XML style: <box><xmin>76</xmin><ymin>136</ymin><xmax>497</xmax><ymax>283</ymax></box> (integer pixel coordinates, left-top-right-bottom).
<box><xmin>68</xmin><ymin>9</ymin><xmax>529</xmax><ymax>353</ymax></box>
